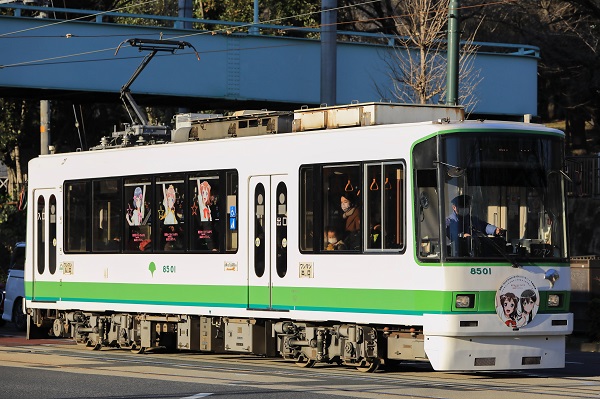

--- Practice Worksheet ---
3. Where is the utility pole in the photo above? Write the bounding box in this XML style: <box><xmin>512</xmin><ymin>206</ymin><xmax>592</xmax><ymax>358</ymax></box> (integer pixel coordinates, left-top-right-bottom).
<box><xmin>320</xmin><ymin>0</ymin><xmax>337</xmax><ymax>106</ymax></box>
<box><xmin>40</xmin><ymin>101</ymin><xmax>50</xmax><ymax>155</ymax></box>
<box><xmin>177</xmin><ymin>0</ymin><xmax>192</xmax><ymax>29</ymax></box>
<box><xmin>39</xmin><ymin>1</ymin><xmax>50</xmax><ymax>155</ymax></box>
<box><xmin>250</xmin><ymin>0</ymin><xmax>259</xmax><ymax>35</ymax></box>
<box><xmin>177</xmin><ymin>0</ymin><xmax>192</xmax><ymax>114</ymax></box>
<box><xmin>446</xmin><ymin>0</ymin><xmax>459</xmax><ymax>106</ymax></box>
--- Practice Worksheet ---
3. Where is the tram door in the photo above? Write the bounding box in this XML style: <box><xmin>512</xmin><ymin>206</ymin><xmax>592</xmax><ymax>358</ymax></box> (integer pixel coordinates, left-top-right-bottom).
<box><xmin>32</xmin><ymin>189</ymin><xmax>58</xmax><ymax>302</ymax></box>
<box><xmin>248</xmin><ymin>175</ymin><xmax>288</xmax><ymax>310</ymax></box>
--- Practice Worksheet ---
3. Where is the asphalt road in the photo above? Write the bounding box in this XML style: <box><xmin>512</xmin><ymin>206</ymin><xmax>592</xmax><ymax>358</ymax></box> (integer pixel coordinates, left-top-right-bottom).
<box><xmin>0</xmin><ymin>323</ymin><xmax>599</xmax><ymax>399</ymax></box>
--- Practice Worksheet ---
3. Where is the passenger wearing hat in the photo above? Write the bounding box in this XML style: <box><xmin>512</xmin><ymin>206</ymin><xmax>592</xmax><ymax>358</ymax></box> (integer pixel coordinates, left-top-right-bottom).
<box><xmin>446</xmin><ymin>195</ymin><xmax>501</xmax><ymax>243</ymax></box>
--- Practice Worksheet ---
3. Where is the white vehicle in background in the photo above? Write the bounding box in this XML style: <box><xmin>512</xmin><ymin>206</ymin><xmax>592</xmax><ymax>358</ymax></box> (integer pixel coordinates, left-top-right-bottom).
<box><xmin>2</xmin><ymin>242</ymin><xmax>26</xmax><ymax>331</ymax></box>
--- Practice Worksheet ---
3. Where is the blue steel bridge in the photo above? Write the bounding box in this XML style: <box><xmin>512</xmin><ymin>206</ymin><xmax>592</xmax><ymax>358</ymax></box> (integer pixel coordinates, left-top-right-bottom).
<box><xmin>0</xmin><ymin>3</ymin><xmax>539</xmax><ymax>117</ymax></box>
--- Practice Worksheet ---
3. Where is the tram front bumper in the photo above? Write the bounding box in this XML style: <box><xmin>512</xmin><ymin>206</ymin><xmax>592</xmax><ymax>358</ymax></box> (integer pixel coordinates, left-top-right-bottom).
<box><xmin>422</xmin><ymin>313</ymin><xmax>573</xmax><ymax>371</ymax></box>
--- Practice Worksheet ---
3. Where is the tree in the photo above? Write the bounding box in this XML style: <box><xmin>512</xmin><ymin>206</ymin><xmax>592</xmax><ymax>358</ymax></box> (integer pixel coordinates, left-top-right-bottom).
<box><xmin>0</xmin><ymin>98</ymin><xmax>34</xmax><ymax>275</ymax></box>
<box><xmin>0</xmin><ymin>98</ymin><xmax>35</xmax><ymax>200</ymax></box>
<box><xmin>368</xmin><ymin>0</ymin><xmax>481</xmax><ymax>111</ymax></box>
<box><xmin>463</xmin><ymin>0</ymin><xmax>600</xmax><ymax>153</ymax></box>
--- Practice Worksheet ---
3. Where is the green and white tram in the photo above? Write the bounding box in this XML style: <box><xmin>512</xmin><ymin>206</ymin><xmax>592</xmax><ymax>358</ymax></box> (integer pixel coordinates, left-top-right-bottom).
<box><xmin>24</xmin><ymin>102</ymin><xmax>572</xmax><ymax>371</ymax></box>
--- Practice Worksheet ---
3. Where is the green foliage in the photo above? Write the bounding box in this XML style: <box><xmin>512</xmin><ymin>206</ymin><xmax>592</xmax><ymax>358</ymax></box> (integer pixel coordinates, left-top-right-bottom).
<box><xmin>0</xmin><ymin>99</ymin><xmax>31</xmax><ymax>167</ymax></box>
<box><xmin>111</xmin><ymin>0</ymin><xmax>178</xmax><ymax>27</ymax></box>
<box><xmin>199</xmin><ymin>0</ymin><xmax>319</xmax><ymax>25</ymax></box>
<box><xmin>201</xmin><ymin>0</ymin><xmax>254</xmax><ymax>22</ymax></box>
<box><xmin>107</xmin><ymin>0</ymin><xmax>320</xmax><ymax>36</ymax></box>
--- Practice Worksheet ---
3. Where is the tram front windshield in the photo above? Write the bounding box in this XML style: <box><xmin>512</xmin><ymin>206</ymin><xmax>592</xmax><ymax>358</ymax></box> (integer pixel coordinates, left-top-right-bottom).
<box><xmin>441</xmin><ymin>133</ymin><xmax>567</xmax><ymax>261</ymax></box>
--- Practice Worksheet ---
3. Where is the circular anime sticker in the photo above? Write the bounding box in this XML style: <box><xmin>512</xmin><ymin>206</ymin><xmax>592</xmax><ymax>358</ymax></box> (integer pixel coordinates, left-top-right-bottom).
<box><xmin>495</xmin><ymin>275</ymin><xmax>540</xmax><ymax>328</ymax></box>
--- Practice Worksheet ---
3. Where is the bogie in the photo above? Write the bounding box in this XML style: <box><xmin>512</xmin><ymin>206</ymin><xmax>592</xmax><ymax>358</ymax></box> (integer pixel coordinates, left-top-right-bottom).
<box><xmin>28</xmin><ymin>310</ymin><xmax>416</xmax><ymax>370</ymax></box>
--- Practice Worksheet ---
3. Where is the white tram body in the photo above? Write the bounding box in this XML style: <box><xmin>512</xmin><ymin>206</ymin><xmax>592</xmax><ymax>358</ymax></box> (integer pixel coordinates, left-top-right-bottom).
<box><xmin>24</xmin><ymin>103</ymin><xmax>572</xmax><ymax>371</ymax></box>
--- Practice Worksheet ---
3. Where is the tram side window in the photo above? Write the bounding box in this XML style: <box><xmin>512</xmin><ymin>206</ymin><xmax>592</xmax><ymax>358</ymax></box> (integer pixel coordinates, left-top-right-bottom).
<box><xmin>365</xmin><ymin>162</ymin><xmax>405</xmax><ymax>250</ymax></box>
<box><xmin>65</xmin><ymin>181</ymin><xmax>90</xmax><ymax>252</ymax></box>
<box><xmin>157</xmin><ymin>175</ymin><xmax>185</xmax><ymax>252</ymax></box>
<box><xmin>92</xmin><ymin>179</ymin><xmax>122</xmax><ymax>252</ymax></box>
<box><xmin>124</xmin><ymin>178</ymin><xmax>152</xmax><ymax>252</ymax></box>
<box><xmin>300</xmin><ymin>167</ymin><xmax>314</xmax><ymax>251</ymax></box>
<box><xmin>189</xmin><ymin>174</ymin><xmax>220</xmax><ymax>251</ymax></box>
<box><xmin>322</xmin><ymin>165</ymin><xmax>361</xmax><ymax>251</ymax></box>
<box><xmin>226</xmin><ymin>171</ymin><xmax>239</xmax><ymax>252</ymax></box>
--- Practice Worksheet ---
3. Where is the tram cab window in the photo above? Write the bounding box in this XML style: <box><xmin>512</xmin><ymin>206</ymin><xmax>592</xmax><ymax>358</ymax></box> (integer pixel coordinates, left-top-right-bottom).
<box><xmin>92</xmin><ymin>179</ymin><xmax>122</xmax><ymax>252</ymax></box>
<box><xmin>441</xmin><ymin>134</ymin><xmax>568</xmax><ymax>261</ymax></box>
<box><xmin>189</xmin><ymin>174</ymin><xmax>220</xmax><ymax>251</ymax></box>
<box><xmin>415</xmin><ymin>169</ymin><xmax>440</xmax><ymax>259</ymax></box>
<box><xmin>65</xmin><ymin>181</ymin><xmax>90</xmax><ymax>252</ymax></box>
<box><xmin>124</xmin><ymin>178</ymin><xmax>152</xmax><ymax>252</ymax></box>
<box><xmin>156</xmin><ymin>176</ymin><xmax>185</xmax><ymax>252</ymax></box>
<box><xmin>413</xmin><ymin>137</ymin><xmax>441</xmax><ymax>260</ymax></box>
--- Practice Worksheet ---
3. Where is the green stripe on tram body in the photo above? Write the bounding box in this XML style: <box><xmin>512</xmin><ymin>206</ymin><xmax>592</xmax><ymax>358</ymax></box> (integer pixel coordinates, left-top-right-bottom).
<box><xmin>27</xmin><ymin>281</ymin><xmax>503</xmax><ymax>315</ymax></box>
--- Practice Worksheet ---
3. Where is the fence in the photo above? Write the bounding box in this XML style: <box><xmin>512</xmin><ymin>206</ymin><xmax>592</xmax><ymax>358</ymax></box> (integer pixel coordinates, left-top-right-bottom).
<box><xmin>0</xmin><ymin>162</ymin><xmax>7</xmax><ymax>193</ymax></box>
<box><xmin>566</xmin><ymin>156</ymin><xmax>600</xmax><ymax>197</ymax></box>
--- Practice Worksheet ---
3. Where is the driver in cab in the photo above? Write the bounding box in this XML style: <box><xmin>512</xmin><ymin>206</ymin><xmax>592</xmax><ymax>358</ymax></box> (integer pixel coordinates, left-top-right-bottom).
<box><xmin>446</xmin><ymin>195</ymin><xmax>501</xmax><ymax>245</ymax></box>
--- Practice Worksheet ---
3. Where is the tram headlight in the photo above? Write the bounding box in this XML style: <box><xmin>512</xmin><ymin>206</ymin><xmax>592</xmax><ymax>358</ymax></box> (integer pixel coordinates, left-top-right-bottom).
<box><xmin>455</xmin><ymin>294</ymin><xmax>475</xmax><ymax>309</ymax></box>
<box><xmin>547</xmin><ymin>294</ymin><xmax>561</xmax><ymax>307</ymax></box>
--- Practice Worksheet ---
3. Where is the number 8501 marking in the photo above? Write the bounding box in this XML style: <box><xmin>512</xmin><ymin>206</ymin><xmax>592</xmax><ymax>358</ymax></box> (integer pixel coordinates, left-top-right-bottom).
<box><xmin>470</xmin><ymin>267</ymin><xmax>491</xmax><ymax>275</ymax></box>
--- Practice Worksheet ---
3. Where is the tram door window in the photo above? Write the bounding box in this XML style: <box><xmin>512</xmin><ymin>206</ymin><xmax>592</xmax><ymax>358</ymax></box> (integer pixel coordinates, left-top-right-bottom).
<box><xmin>253</xmin><ymin>182</ymin><xmax>266</xmax><ymax>278</ymax></box>
<box><xmin>124</xmin><ymin>178</ymin><xmax>152</xmax><ymax>252</ymax></box>
<box><xmin>36</xmin><ymin>195</ymin><xmax>45</xmax><ymax>274</ymax></box>
<box><xmin>365</xmin><ymin>162</ymin><xmax>405</xmax><ymax>251</ymax></box>
<box><xmin>189</xmin><ymin>174</ymin><xmax>220</xmax><ymax>252</ymax></box>
<box><xmin>32</xmin><ymin>189</ymin><xmax>55</xmax><ymax>303</ymax></box>
<box><xmin>322</xmin><ymin>165</ymin><xmax>361</xmax><ymax>251</ymax></box>
<box><xmin>275</xmin><ymin>182</ymin><xmax>288</xmax><ymax>278</ymax></box>
<box><xmin>49</xmin><ymin>195</ymin><xmax>57</xmax><ymax>274</ymax></box>
<box><xmin>65</xmin><ymin>181</ymin><xmax>90</xmax><ymax>252</ymax></box>
<box><xmin>156</xmin><ymin>176</ymin><xmax>185</xmax><ymax>252</ymax></box>
<box><xmin>92</xmin><ymin>179</ymin><xmax>122</xmax><ymax>252</ymax></box>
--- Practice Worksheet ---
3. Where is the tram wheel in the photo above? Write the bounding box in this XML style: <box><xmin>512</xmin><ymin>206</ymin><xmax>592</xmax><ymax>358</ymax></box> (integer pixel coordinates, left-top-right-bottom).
<box><xmin>355</xmin><ymin>358</ymin><xmax>380</xmax><ymax>373</ymax></box>
<box><xmin>85</xmin><ymin>339</ymin><xmax>102</xmax><ymax>351</ymax></box>
<box><xmin>130</xmin><ymin>344</ymin><xmax>145</xmax><ymax>354</ymax></box>
<box><xmin>295</xmin><ymin>355</ymin><xmax>316</xmax><ymax>368</ymax></box>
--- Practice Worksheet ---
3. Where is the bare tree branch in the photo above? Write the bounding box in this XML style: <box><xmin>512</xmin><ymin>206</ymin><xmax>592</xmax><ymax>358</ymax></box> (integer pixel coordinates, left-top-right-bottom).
<box><xmin>374</xmin><ymin>0</ymin><xmax>481</xmax><ymax>113</ymax></box>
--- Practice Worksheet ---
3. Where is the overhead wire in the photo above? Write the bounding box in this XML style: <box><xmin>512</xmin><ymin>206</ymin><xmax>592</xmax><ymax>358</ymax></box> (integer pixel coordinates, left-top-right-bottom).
<box><xmin>0</xmin><ymin>0</ymin><xmax>523</xmax><ymax>70</ymax></box>
<box><xmin>0</xmin><ymin>0</ymin><xmax>521</xmax><ymax>40</ymax></box>
<box><xmin>0</xmin><ymin>0</ymin><xmax>362</xmax><ymax>69</ymax></box>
